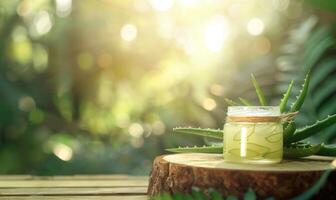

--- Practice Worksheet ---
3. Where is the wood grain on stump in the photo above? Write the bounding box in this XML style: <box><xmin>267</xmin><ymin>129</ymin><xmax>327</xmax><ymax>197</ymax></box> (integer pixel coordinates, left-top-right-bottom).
<box><xmin>147</xmin><ymin>153</ymin><xmax>336</xmax><ymax>199</ymax></box>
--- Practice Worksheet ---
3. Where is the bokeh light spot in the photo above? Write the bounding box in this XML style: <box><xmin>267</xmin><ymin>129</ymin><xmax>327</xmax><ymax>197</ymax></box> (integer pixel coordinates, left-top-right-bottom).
<box><xmin>19</xmin><ymin>96</ymin><xmax>36</xmax><ymax>112</ymax></box>
<box><xmin>11</xmin><ymin>26</ymin><xmax>32</xmax><ymax>65</ymax></box>
<box><xmin>120</xmin><ymin>24</ymin><xmax>138</xmax><ymax>42</ymax></box>
<box><xmin>247</xmin><ymin>18</ymin><xmax>265</xmax><ymax>36</ymax></box>
<box><xmin>16</xmin><ymin>0</ymin><xmax>33</xmax><ymax>16</ymax></box>
<box><xmin>56</xmin><ymin>0</ymin><xmax>72</xmax><ymax>17</ymax></box>
<box><xmin>33</xmin><ymin>44</ymin><xmax>48</xmax><ymax>72</ymax></box>
<box><xmin>202</xmin><ymin>98</ymin><xmax>217</xmax><ymax>111</ymax></box>
<box><xmin>129</xmin><ymin>123</ymin><xmax>144</xmax><ymax>138</ymax></box>
<box><xmin>210</xmin><ymin>84</ymin><xmax>224</xmax><ymax>96</ymax></box>
<box><xmin>34</xmin><ymin>11</ymin><xmax>52</xmax><ymax>35</ymax></box>
<box><xmin>53</xmin><ymin>143</ymin><xmax>73</xmax><ymax>161</ymax></box>
<box><xmin>152</xmin><ymin>121</ymin><xmax>165</xmax><ymax>135</ymax></box>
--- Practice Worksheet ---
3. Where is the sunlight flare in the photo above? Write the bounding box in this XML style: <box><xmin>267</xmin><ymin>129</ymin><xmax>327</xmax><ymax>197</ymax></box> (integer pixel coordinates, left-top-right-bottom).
<box><xmin>204</xmin><ymin>16</ymin><xmax>230</xmax><ymax>52</ymax></box>
<box><xmin>150</xmin><ymin>0</ymin><xmax>174</xmax><ymax>12</ymax></box>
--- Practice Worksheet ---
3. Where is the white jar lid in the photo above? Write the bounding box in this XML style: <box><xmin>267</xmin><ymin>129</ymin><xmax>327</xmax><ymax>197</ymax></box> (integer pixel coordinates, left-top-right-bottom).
<box><xmin>227</xmin><ymin>106</ymin><xmax>280</xmax><ymax>117</ymax></box>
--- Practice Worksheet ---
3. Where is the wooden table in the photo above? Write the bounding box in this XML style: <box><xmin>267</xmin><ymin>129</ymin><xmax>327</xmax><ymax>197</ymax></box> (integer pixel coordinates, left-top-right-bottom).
<box><xmin>0</xmin><ymin>175</ymin><xmax>148</xmax><ymax>200</ymax></box>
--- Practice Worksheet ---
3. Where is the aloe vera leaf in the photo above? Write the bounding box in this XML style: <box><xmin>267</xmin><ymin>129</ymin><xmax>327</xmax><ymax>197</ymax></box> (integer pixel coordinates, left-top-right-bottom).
<box><xmin>310</xmin><ymin>58</ymin><xmax>336</xmax><ymax>91</ymax></box>
<box><xmin>290</xmin><ymin>71</ymin><xmax>311</xmax><ymax>112</ymax></box>
<box><xmin>324</xmin><ymin>125</ymin><xmax>336</xmax><ymax>143</ymax></box>
<box><xmin>291</xmin><ymin>170</ymin><xmax>332</xmax><ymax>200</ymax></box>
<box><xmin>173</xmin><ymin>127</ymin><xmax>223</xmax><ymax>139</ymax></box>
<box><xmin>150</xmin><ymin>193</ymin><xmax>173</xmax><ymax>200</ymax></box>
<box><xmin>172</xmin><ymin>193</ymin><xmax>185</xmax><ymax>200</ymax></box>
<box><xmin>191</xmin><ymin>187</ymin><xmax>207</xmax><ymax>200</ymax></box>
<box><xmin>239</xmin><ymin>97</ymin><xmax>253</xmax><ymax>106</ymax></box>
<box><xmin>283</xmin><ymin>122</ymin><xmax>296</xmax><ymax>144</ymax></box>
<box><xmin>279</xmin><ymin>80</ymin><xmax>294</xmax><ymax>113</ymax></box>
<box><xmin>286</xmin><ymin>114</ymin><xmax>336</xmax><ymax>143</ymax></box>
<box><xmin>227</xmin><ymin>196</ymin><xmax>239</xmax><ymax>200</ymax></box>
<box><xmin>312</xmin><ymin>77</ymin><xmax>336</xmax><ymax>107</ymax></box>
<box><xmin>319</xmin><ymin>97</ymin><xmax>336</xmax><ymax>119</ymax></box>
<box><xmin>283</xmin><ymin>143</ymin><xmax>321</xmax><ymax>158</ymax></box>
<box><xmin>251</xmin><ymin>73</ymin><xmax>267</xmax><ymax>106</ymax></box>
<box><xmin>209</xmin><ymin>188</ymin><xmax>224</xmax><ymax>200</ymax></box>
<box><xmin>304</xmin><ymin>27</ymin><xmax>329</xmax><ymax>61</ymax></box>
<box><xmin>225</xmin><ymin>98</ymin><xmax>240</xmax><ymax>106</ymax></box>
<box><xmin>166</xmin><ymin>145</ymin><xmax>222</xmax><ymax>153</ymax></box>
<box><xmin>317</xmin><ymin>144</ymin><xmax>336</xmax><ymax>156</ymax></box>
<box><xmin>305</xmin><ymin>36</ymin><xmax>336</xmax><ymax>70</ymax></box>
<box><xmin>244</xmin><ymin>188</ymin><xmax>257</xmax><ymax>200</ymax></box>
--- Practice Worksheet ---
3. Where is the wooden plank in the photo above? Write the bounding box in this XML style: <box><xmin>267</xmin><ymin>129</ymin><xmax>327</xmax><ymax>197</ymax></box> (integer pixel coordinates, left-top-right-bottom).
<box><xmin>0</xmin><ymin>175</ymin><xmax>147</xmax><ymax>181</ymax></box>
<box><xmin>0</xmin><ymin>176</ymin><xmax>32</xmax><ymax>180</ymax></box>
<box><xmin>0</xmin><ymin>180</ymin><xmax>148</xmax><ymax>188</ymax></box>
<box><xmin>51</xmin><ymin>175</ymin><xmax>147</xmax><ymax>180</ymax></box>
<box><xmin>0</xmin><ymin>195</ymin><xmax>148</xmax><ymax>200</ymax></box>
<box><xmin>0</xmin><ymin>187</ymin><xmax>147</xmax><ymax>196</ymax></box>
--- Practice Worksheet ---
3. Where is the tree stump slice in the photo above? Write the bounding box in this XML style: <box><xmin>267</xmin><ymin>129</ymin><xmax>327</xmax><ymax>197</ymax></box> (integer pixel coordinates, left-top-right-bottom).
<box><xmin>147</xmin><ymin>153</ymin><xmax>336</xmax><ymax>199</ymax></box>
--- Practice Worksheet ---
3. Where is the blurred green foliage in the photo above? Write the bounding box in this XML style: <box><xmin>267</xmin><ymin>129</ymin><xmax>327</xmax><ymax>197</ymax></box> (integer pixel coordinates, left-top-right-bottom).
<box><xmin>0</xmin><ymin>0</ymin><xmax>335</xmax><ymax>175</ymax></box>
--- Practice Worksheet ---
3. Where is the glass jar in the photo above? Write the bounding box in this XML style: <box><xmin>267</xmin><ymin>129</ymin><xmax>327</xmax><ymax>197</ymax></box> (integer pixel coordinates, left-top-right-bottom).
<box><xmin>223</xmin><ymin>106</ymin><xmax>283</xmax><ymax>164</ymax></box>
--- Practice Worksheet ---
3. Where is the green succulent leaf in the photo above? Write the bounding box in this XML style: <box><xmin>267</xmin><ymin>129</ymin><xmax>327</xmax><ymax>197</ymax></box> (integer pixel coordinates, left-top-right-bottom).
<box><xmin>319</xmin><ymin>97</ymin><xmax>336</xmax><ymax>119</ymax></box>
<box><xmin>284</xmin><ymin>143</ymin><xmax>321</xmax><ymax>158</ymax></box>
<box><xmin>191</xmin><ymin>187</ymin><xmax>207</xmax><ymax>200</ymax></box>
<box><xmin>283</xmin><ymin>122</ymin><xmax>296</xmax><ymax>144</ymax></box>
<box><xmin>251</xmin><ymin>73</ymin><xmax>267</xmax><ymax>106</ymax></box>
<box><xmin>209</xmin><ymin>188</ymin><xmax>224</xmax><ymax>200</ymax></box>
<box><xmin>173</xmin><ymin>127</ymin><xmax>223</xmax><ymax>139</ymax></box>
<box><xmin>317</xmin><ymin>144</ymin><xmax>336</xmax><ymax>156</ymax></box>
<box><xmin>279</xmin><ymin>80</ymin><xmax>294</xmax><ymax>113</ymax></box>
<box><xmin>244</xmin><ymin>188</ymin><xmax>257</xmax><ymax>200</ymax></box>
<box><xmin>310</xmin><ymin>58</ymin><xmax>336</xmax><ymax>91</ymax></box>
<box><xmin>290</xmin><ymin>71</ymin><xmax>311</xmax><ymax>112</ymax></box>
<box><xmin>312</xmin><ymin>77</ymin><xmax>336</xmax><ymax>107</ymax></box>
<box><xmin>172</xmin><ymin>193</ymin><xmax>185</xmax><ymax>200</ymax></box>
<box><xmin>290</xmin><ymin>170</ymin><xmax>332</xmax><ymax>200</ymax></box>
<box><xmin>239</xmin><ymin>97</ymin><xmax>253</xmax><ymax>106</ymax></box>
<box><xmin>227</xmin><ymin>196</ymin><xmax>239</xmax><ymax>200</ymax></box>
<box><xmin>150</xmin><ymin>193</ymin><xmax>174</xmax><ymax>200</ymax></box>
<box><xmin>305</xmin><ymin>32</ymin><xmax>336</xmax><ymax>70</ymax></box>
<box><xmin>287</xmin><ymin>114</ymin><xmax>336</xmax><ymax>143</ymax></box>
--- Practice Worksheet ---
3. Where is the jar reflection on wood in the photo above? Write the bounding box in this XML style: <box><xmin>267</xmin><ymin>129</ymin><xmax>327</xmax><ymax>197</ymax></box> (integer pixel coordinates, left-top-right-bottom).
<box><xmin>223</xmin><ymin>106</ymin><xmax>283</xmax><ymax>164</ymax></box>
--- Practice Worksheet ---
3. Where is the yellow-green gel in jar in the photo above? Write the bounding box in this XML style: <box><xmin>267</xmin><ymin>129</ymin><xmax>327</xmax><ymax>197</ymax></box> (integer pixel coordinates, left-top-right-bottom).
<box><xmin>223</xmin><ymin>106</ymin><xmax>283</xmax><ymax>164</ymax></box>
